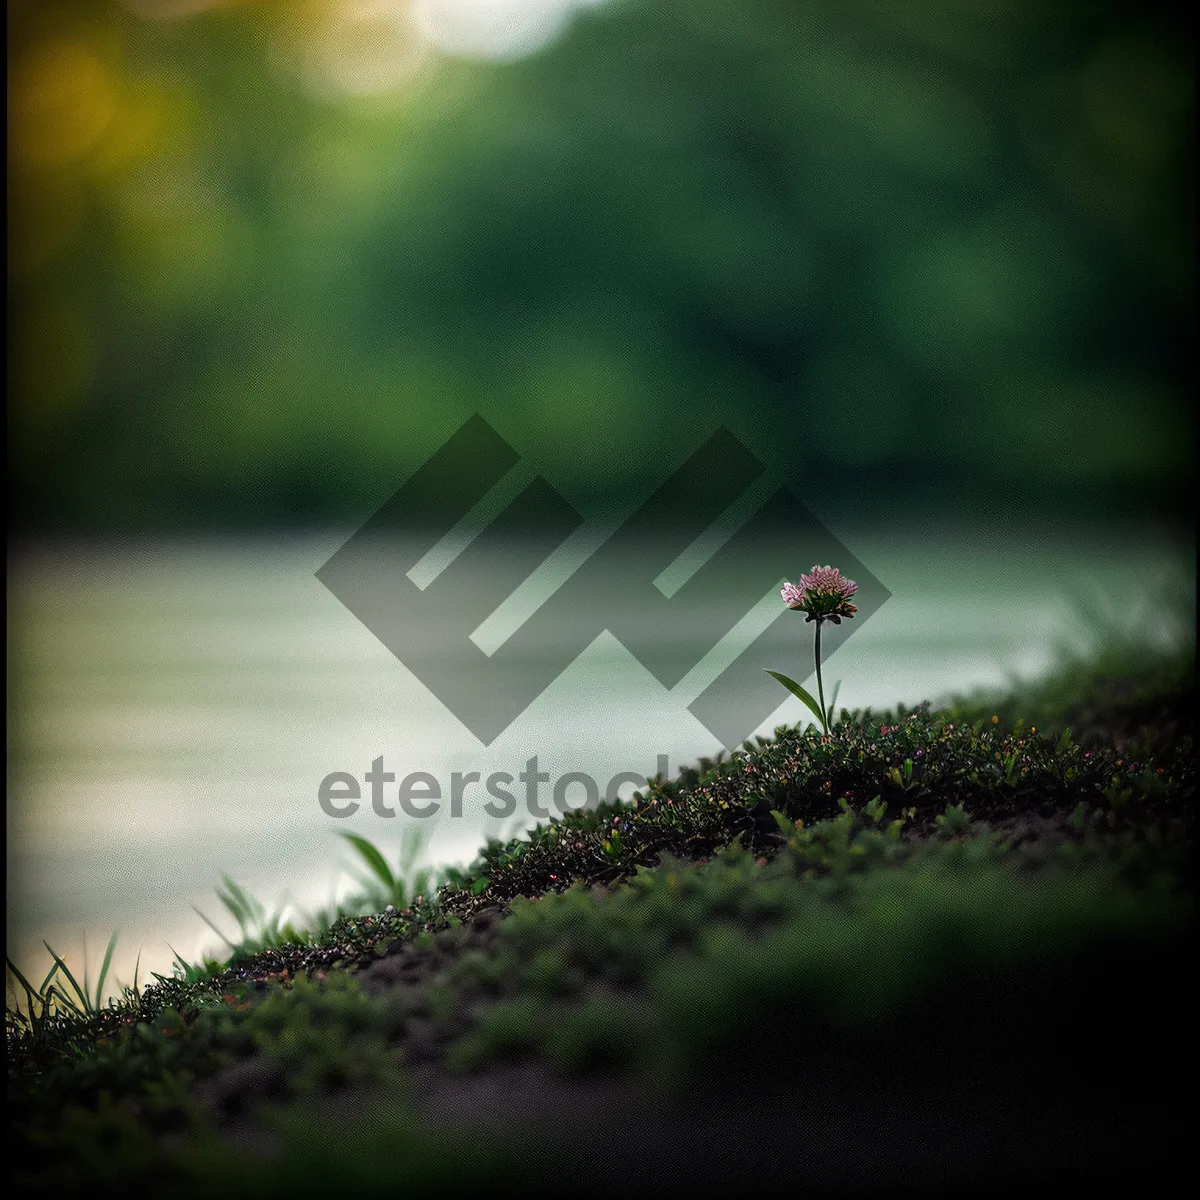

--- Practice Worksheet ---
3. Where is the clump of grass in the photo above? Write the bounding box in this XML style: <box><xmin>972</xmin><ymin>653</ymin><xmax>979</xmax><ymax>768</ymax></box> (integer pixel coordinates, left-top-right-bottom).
<box><xmin>188</xmin><ymin>833</ymin><xmax>442</xmax><ymax>967</ymax></box>
<box><xmin>179</xmin><ymin>832</ymin><xmax>441</xmax><ymax>969</ymax></box>
<box><xmin>6</xmin><ymin>932</ymin><xmax>124</xmax><ymax>1042</ymax></box>
<box><xmin>5</xmin><ymin>832</ymin><xmax>444</xmax><ymax>1062</ymax></box>
<box><xmin>192</xmin><ymin>876</ymin><xmax>308</xmax><ymax>961</ymax></box>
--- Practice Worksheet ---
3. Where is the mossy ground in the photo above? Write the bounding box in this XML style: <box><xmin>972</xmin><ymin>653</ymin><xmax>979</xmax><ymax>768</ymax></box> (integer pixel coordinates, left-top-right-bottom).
<box><xmin>7</xmin><ymin>643</ymin><xmax>1195</xmax><ymax>1196</ymax></box>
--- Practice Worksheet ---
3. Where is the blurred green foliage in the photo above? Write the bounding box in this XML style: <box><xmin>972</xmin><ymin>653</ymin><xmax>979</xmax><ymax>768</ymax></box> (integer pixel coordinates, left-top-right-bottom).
<box><xmin>8</xmin><ymin>0</ymin><xmax>1193</xmax><ymax>530</ymax></box>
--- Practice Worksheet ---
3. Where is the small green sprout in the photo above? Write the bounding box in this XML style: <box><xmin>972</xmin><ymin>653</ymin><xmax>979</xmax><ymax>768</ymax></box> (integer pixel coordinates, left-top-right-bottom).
<box><xmin>935</xmin><ymin>803</ymin><xmax>972</xmax><ymax>835</ymax></box>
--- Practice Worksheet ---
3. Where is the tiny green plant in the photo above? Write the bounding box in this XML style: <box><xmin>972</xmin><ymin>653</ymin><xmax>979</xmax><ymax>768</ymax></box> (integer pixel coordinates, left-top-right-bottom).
<box><xmin>863</xmin><ymin>795</ymin><xmax>888</xmax><ymax>825</ymax></box>
<box><xmin>767</xmin><ymin>565</ymin><xmax>858</xmax><ymax>734</ymax></box>
<box><xmin>193</xmin><ymin>876</ymin><xmax>295</xmax><ymax>956</ymax></box>
<box><xmin>935</xmin><ymin>803</ymin><xmax>972</xmax><ymax>835</ymax></box>
<box><xmin>341</xmin><ymin>829</ymin><xmax>438</xmax><ymax>913</ymax></box>
<box><xmin>887</xmin><ymin>758</ymin><xmax>921</xmax><ymax>793</ymax></box>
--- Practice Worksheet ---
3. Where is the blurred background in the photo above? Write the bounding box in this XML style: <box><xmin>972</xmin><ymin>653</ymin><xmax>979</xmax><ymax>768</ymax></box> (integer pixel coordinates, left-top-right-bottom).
<box><xmin>7</xmin><ymin>0</ymin><xmax>1194</xmax><ymax>993</ymax></box>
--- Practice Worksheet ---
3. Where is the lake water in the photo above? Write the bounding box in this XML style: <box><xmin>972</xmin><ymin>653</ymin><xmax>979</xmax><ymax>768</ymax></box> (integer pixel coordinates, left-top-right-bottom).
<box><xmin>7</xmin><ymin>520</ymin><xmax>1192</xmax><ymax>1001</ymax></box>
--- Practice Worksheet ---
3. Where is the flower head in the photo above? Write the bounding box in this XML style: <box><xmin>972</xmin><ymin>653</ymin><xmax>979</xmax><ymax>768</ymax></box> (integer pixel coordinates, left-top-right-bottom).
<box><xmin>781</xmin><ymin>564</ymin><xmax>858</xmax><ymax>623</ymax></box>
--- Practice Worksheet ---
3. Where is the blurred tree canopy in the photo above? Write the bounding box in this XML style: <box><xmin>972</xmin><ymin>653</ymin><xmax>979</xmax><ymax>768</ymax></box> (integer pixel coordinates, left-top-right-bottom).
<box><xmin>8</xmin><ymin>0</ymin><xmax>1194</xmax><ymax>531</ymax></box>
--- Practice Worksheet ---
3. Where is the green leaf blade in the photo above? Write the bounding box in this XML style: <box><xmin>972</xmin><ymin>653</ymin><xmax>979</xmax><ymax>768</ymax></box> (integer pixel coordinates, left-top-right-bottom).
<box><xmin>828</xmin><ymin>679</ymin><xmax>842</xmax><ymax>726</ymax></box>
<box><xmin>764</xmin><ymin>670</ymin><xmax>827</xmax><ymax>730</ymax></box>
<box><xmin>93</xmin><ymin>931</ymin><xmax>119</xmax><ymax>1011</ymax></box>
<box><xmin>340</xmin><ymin>833</ymin><xmax>398</xmax><ymax>892</ymax></box>
<box><xmin>42</xmin><ymin>942</ymin><xmax>89</xmax><ymax>1013</ymax></box>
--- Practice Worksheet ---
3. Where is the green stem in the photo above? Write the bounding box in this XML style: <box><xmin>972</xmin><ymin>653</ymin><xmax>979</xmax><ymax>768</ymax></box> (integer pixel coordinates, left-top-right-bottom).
<box><xmin>814</xmin><ymin>619</ymin><xmax>828</xmax><ymax>734</ymax></box>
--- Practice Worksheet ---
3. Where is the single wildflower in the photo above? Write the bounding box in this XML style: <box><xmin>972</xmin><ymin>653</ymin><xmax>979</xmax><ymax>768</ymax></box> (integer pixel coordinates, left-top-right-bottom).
<box><xmin>769</xmin><ymin>565</ymin><xmax>859</xmax><ymax>735</ymax></box>
<box><xmin>781</xmin><ymin>565</ymin><xmax>858</xmax><ymax>624</ymax></box>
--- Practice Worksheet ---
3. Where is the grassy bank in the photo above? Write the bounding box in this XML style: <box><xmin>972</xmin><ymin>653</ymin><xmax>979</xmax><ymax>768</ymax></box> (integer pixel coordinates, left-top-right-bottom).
<box><xmin>7</xmin><ymin>640</ymin><xmax>1195</xmax><ymax>1196</ymax></box>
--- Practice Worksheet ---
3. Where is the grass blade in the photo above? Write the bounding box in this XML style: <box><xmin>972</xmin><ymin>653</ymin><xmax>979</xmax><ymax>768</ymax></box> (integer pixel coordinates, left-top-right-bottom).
<box><xmin>222</xmin><ymin>876</ymin><xmax>265</xmax><ymax>925</ymax></box>
<box><xmin>44</xmin><ymin>982</ymin><xmax>85</xmax><ymax>1017</ymax></box>
<box><xmin>828</xmin><ymin>679</ymin><xmax>842</xmax><ymax>726</ymax></box>
<box><xmin>43</xmin><ymin>942</ymin><xmax>89</xmax><ymax>1013</ymax></box>
<box><xmin>216</xmin><ymin>892</ymin><xmax>247</xmax><ymax>935</ymax></box>
<box><xmin>192</xmin><ymin>906</ymin><xmax>235</xmax><ymax>950</ymax></box>
<box><xmin>167</xmin><ymin>944</ymin><xmax>195</xmax><ymax>976</ymax></box>
<box><xmin>340</xmin><ymin>833</ymin><xmax>397</xmax><ymax>892</ymax></box>
<box><xmin>93</xmin><ymin>931</ymin><xmax>119</xmax><ymax>1011</ymax></box>
<box><xmin>397</xmin><ymin>830</ymin><xmax>426</xmax><ymax>876</ymax></box>
<box><xmin>131</xmin><ymin>943</ymin><xmax>143</xmax><ymax>1002</ymax></box>
<box><xmin>6</xmin><ymin>956</ymin><xmax>42</xmax><ymax>1016</ymax></box>
<box><xmin>38</xmin><ymin>958</ymin><xmax>64</xmax><ymax>997</ymax></box>
<box><xmin>764</xmin><ymin>670</ymin><xmax>826</xmax><ymax>730</ymax></box>
<box><xmin>216</xmin><ymin>877</ymin><xmax>262</xmax><ymax>936</ymax></box>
